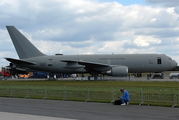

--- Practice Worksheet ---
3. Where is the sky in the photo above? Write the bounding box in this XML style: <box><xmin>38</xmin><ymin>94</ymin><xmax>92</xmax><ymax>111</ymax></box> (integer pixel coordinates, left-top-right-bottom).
<box><xmin>0</xmin><ymin>0</ymin><xmax>179</xmax><ymax>67</ymax></box>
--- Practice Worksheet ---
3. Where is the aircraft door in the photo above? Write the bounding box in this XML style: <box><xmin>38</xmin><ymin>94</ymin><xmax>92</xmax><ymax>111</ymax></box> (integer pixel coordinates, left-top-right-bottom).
<box><xmin>157</xmin><ymin>57</ymin><xmax>162</xmax><ymax>65</ymax></box>
<box><xmin>48</xmin><ymin>59</ymin><xmax>53</xmax><ymax>66</ymax></box>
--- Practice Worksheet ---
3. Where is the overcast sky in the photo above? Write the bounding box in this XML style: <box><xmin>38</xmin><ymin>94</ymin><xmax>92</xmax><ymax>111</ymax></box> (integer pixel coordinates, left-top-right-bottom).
<box><xmin>0</xmin><ymin>0</ymin><xmax>179</xmax><ymax>66</ymax></box>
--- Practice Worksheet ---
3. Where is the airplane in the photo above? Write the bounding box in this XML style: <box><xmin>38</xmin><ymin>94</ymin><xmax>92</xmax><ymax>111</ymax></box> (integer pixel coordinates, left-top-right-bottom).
<box><xmin>5</xmin><ymin>26</ymin><xmax>178</xmax><ymax>79</ymax></box>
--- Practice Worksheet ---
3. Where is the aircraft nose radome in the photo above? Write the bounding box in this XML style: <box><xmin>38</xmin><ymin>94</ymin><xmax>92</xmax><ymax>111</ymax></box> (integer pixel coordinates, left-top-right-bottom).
<box><xmin>173</xmin><ymin>60</ymin><xmax>178</xmax><ymax>68</ymax></box>
<box><xmin>175</xmin><ymin>61</ymin><xmax>178</xmax><ymax>66</ymax></box>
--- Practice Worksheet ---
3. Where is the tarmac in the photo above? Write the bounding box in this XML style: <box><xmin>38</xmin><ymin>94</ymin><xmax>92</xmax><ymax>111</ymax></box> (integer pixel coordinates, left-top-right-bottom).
<box><xmin>0</xmin><ymin>97</ymin><xmax>178</xmax><ymax>120</ymax></box>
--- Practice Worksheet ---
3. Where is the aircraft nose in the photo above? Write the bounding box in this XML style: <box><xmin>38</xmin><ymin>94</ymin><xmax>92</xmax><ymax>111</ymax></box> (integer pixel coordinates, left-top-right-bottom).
<box><xmin>172</xmin><ymin>60</ymin><xmax>178</xmax><ymax>67</ymax></box>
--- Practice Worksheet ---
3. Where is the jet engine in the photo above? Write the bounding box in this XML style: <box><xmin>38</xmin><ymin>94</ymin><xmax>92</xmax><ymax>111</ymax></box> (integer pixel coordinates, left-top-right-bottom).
<box><xmin>105</xmin><ymin>66</ymin><xmax>128</xmax><ymax>77</ymax></box>
<box><xmin>7</xmin><ymin>63</ymin><xmax>28</xmax><ymax>75</ymax></box>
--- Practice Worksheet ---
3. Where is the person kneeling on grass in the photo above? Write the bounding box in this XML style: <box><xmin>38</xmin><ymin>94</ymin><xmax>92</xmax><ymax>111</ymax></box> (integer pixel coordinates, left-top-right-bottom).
<box><xmin>119</xmin><ymin>88</ymin><xmax>130</xmax><ymax>105</ymax></box>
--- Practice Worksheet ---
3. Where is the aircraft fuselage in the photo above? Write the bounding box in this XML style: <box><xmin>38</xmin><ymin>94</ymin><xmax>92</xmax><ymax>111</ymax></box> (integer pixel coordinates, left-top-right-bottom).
<box><xmin>5</xmin><ymin>26</ymin><xmax>178</xmax><ymax>77</ymax></box>
<box><xmin>23</xmin><ymin>54</ymin><xmax>177</xmax><ymax>74</ymax></box>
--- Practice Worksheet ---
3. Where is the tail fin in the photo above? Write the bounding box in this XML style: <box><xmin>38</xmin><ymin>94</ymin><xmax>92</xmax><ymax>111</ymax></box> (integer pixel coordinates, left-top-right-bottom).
<box><xmin>6</xmin><ymin>26</ymin><xmax>46</xmax><ymax>59</ymax></box>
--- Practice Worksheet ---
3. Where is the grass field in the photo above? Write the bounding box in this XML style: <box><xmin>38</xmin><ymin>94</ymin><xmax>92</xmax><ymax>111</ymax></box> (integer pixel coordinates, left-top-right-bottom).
<box><xmin>0</xmin><ymin>80</ymin><xmax>178</xmax><ymax>107</ymax></box>
<box><xmin>0</xmin><ymin>80</ymin><xmax>179</xmax><ymax>88</ymax></box>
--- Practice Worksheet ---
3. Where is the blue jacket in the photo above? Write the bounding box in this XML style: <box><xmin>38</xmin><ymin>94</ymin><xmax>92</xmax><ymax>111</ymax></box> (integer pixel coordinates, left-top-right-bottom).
<box><xmin>122</xmin><ymin>90</ymin><xmax>130</xmax><ymax>101</ymax></box>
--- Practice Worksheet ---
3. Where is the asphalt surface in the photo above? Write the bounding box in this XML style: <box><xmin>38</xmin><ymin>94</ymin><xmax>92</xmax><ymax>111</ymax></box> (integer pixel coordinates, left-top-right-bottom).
<box><xmin>0</xmin><ymin>97</ymin><xmax>178</xmax><ymax>120</ymax></box>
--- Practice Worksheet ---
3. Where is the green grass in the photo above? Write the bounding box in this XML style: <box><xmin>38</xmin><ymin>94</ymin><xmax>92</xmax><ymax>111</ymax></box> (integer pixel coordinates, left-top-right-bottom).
<box><xmin>0</xmin><ymin>80</ymin><xmax>178</xmax><ymax>107</ymax></box>
<box><xmin>0</xmin><ymin>80</ymin><xmax>179</xmax><ymax>88</ymax></box>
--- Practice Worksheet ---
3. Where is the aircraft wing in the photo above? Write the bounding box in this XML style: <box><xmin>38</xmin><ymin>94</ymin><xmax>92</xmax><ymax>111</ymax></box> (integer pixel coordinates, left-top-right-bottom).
<box><xmin>61</xmin><ymin>60</ymin><xmax>112</xmax><ymax>71</ymax></box>
<box><xmin>5</xmin><ymin>58</ymin><xmax>37</xmax><ymax>65</ymax></box>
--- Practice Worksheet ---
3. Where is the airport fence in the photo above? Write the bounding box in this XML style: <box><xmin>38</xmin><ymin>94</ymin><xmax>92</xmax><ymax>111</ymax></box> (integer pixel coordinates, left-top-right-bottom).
<box><xmin>0</xmin><ymin>85</ymin><xmax>178</xmax><ymax>107</ymax></box>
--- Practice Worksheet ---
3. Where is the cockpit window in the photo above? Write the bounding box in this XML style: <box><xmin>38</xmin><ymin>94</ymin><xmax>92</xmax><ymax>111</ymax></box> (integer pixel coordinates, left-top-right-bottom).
<box><xmin>168</xmin><ymin>58</ymin><xmax>172</xmax><ymax>61</ymax></box>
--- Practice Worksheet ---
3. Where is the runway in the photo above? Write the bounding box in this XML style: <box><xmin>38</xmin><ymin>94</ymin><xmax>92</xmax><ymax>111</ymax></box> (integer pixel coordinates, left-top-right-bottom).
<box><xmin>0</xmin><ymin>97</ymin><xmax>178</xmax><ymax>120</ymax></box>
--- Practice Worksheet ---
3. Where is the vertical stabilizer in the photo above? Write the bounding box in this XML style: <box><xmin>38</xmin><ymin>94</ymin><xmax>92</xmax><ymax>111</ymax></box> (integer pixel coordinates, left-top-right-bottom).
<box><xmin>6</xmin><ymin>26</ymin><xmax>46</xmax><ymax>59</ymax></box>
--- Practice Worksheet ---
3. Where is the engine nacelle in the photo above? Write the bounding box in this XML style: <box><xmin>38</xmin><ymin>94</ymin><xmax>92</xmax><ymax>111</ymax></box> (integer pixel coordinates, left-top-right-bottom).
<box><xmin>105</xmin><ymin>66</ymin><xmax>128</xmax><ymax>77</ymax></box>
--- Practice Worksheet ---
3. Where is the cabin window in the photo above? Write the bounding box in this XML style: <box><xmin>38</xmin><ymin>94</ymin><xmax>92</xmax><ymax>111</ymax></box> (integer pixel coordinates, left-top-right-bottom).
<box><xmin>157</xmin><ymin>58</ymin><xmax>162</xmax><ymax>64</ymax></box>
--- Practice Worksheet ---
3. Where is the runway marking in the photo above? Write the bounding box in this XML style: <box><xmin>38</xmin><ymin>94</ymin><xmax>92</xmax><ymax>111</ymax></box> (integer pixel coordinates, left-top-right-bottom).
<box><xmin>0</xmin><ymin>112</ymin><xmax>78</xmax><ymax>120</ymax></box>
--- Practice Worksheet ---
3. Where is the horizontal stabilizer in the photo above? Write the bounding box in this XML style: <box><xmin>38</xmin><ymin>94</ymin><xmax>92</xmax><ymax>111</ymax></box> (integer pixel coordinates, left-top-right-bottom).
<box><xmin>5</xmin><ymin>58</ymin><xmax>36</xmax><ymax>65</ymax></box>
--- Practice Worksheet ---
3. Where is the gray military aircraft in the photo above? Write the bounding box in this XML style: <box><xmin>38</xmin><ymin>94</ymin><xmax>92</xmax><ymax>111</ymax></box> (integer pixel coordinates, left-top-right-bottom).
<box><xmin>5</xmin><ymin>26</ymin><xmax>178</xmax><ymax>78</ymax></box>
